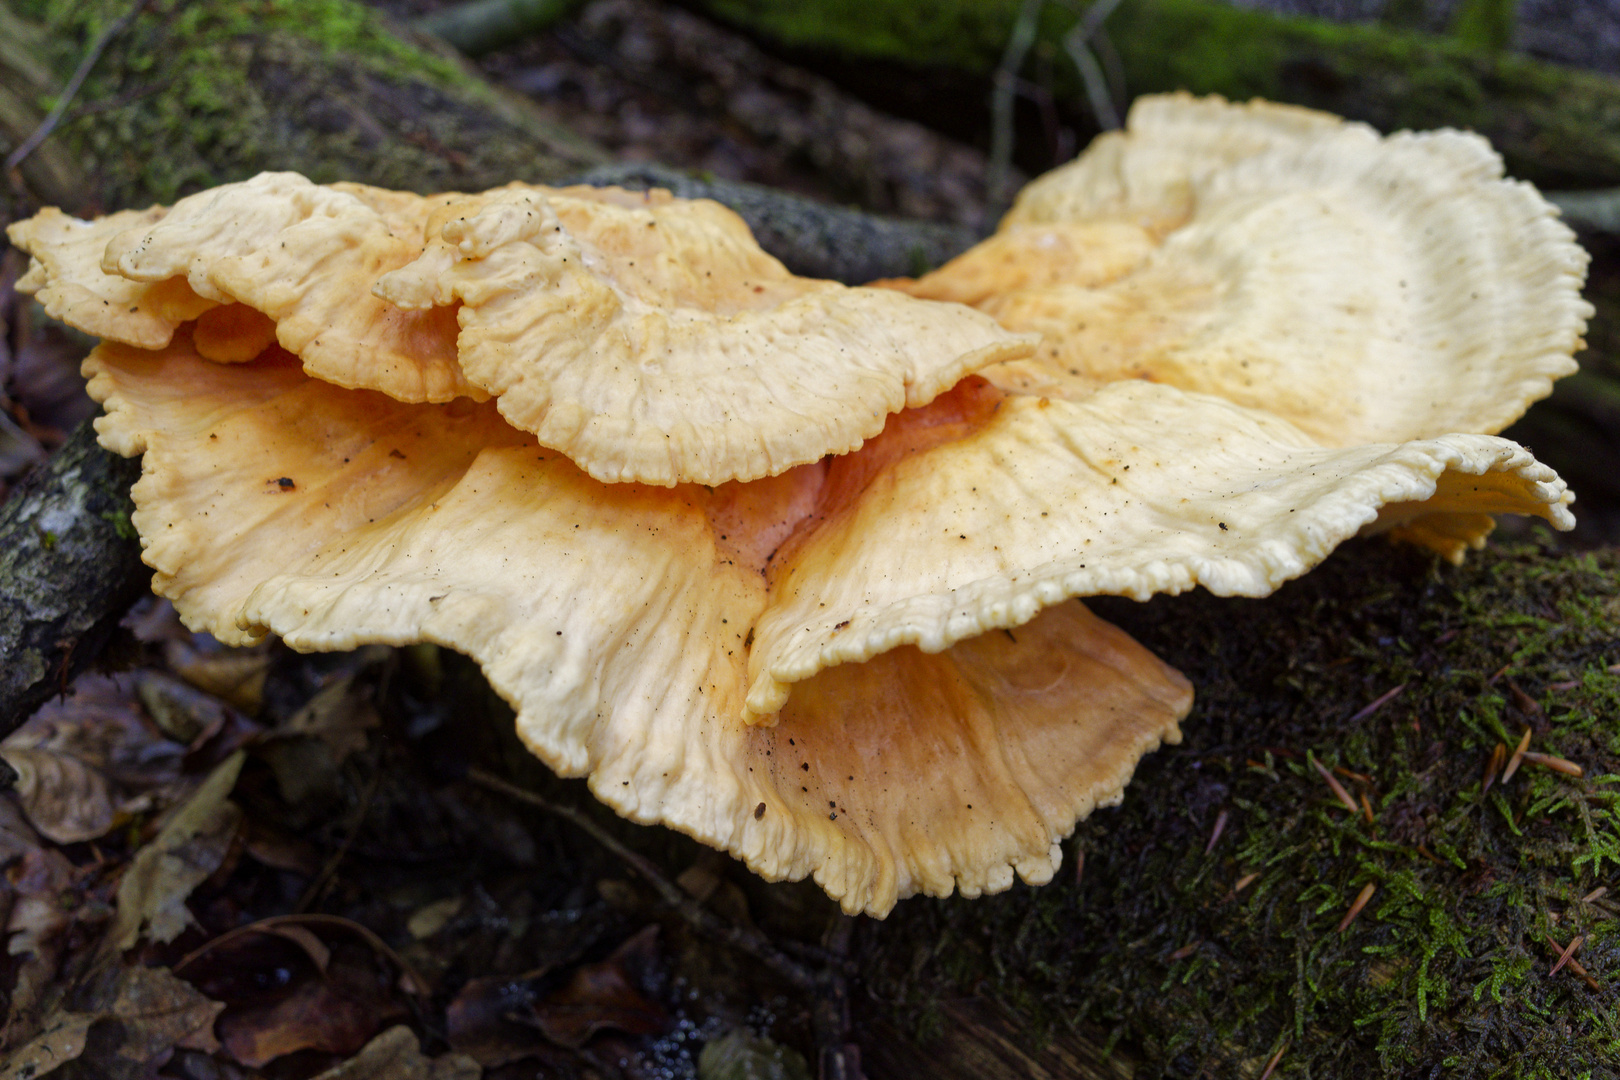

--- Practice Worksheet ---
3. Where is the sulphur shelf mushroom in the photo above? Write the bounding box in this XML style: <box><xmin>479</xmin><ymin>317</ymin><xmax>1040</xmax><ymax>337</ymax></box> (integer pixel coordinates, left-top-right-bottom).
<box><xmin>6</xmin><ymin>94</ymin><xmax>1586</xmax><ymax>917</ymax></box>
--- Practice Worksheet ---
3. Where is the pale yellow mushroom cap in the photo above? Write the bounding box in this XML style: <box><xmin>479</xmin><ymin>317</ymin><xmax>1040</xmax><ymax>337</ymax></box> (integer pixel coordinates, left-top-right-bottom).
<box><xmin>85</xmin><ymin>339</ymin><xmax>1188</xmax><ymax>915</ymax></box>
<box><xmin>85</xmin><ymin>331</ymin><xmax>1570</xmax><ymax>912</ymax></box>
<box><xmin>35</xmin><ymin>105</ymin><xmax>1587</xmax><ymax>915</ymax></box>
<box><xmin>373</xmin><ymin>184</ymin><xmax>1036</xmax><ymax>486</ymax></box>
<box><xmin>7</xmin><ymin>207</ymin><xmax>217</xmax><ymax>349</ymax></box>
<box><xmin>890</xmin><ymin>93</ymin><xmax>1592</xmax><ymax>450</ymax></box>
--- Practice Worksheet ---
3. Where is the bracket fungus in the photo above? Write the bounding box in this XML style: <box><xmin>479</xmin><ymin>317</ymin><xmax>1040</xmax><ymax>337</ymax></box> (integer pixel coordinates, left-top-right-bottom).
<box><xmin>6</xmin><ymin>94</ymin><xmax>1587</xmax><ymax>917</ymax></box>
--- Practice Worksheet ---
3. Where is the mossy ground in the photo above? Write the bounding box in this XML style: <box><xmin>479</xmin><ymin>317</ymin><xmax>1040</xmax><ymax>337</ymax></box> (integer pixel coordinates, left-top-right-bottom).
<box><xmin>7</xmin><ymin>0</ymin><xmax>601</xmax><ymax>212</ymax></box>
<box><xmin>862</xmin><ymin>537</ymin><xmax>1620</xmax><ymax>1078</ymax></box>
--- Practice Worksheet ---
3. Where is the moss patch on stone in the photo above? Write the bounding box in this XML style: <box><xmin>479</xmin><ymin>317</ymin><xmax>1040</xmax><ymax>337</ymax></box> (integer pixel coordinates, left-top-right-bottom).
<box><xmin>863</xmin><ymin>536</ymin><xmax>1620</xmax><ymax>1077</ymax></box>
<box><xmin>10</xmin><ymin>0</ymin><xmax>603</xmax><ymax>212</ymax></box>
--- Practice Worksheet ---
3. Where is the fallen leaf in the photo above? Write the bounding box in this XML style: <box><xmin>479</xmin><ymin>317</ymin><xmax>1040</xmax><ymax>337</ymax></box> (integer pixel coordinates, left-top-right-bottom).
<box><xmin>406</xmin><ymin>896</ymin><xmax>462</xmax><ymax>941</ymax></box>
<box><xmin>110</xmin><ymin>751</ymin><xmax>245</xmax><ymax>950</ymax></box>
<box><xmin>0</xmin><ymin>746</ymin><xmax>118</xmax><ymax>844</ymax></box>
<box><xmin>0</xmin><ymin>1011</ymin><xmax>94</xmax><ymax>1080</ymax></box>
<box><xmin>280</xmin><ymin>672</ymin><xmax>381</xmax><ymax>760</ymax></box>
<box><xmin>216</xmin><ymin>944</ymin><xmax>409</xmax><ymax>1068</ymax></box>
<box><xmin>105</xmin><ymin>965</ymin><xmax>226</xmax><ymax>1060</ymax></box>
<box><xmin>136</xmin><ymin>672</ymin><xmax>232</xmax><ymax>748</ymax></box>
<box><xmin>532</xmin><ymin>925</ymin><xmax>668</xmax><ymax>1049</ymax></box>
<box><xmin>6</xmin><ymin>674</ymin><xmax>186</xmax><ymax>796</ymax></box>
<box><xmin>0</xmin><ymin>966</ymin><xmax>223</xmax><ymax>1080</ymax></box>
<box><xmin>698</xmin><ymin>1028</ymin><xmax>814</xmax><ymax>1080</ymax></box>
<box><xmin>308</xmin><ymin>1025</ymin><xmax>480</xmax><ymax>1080</ymax></box>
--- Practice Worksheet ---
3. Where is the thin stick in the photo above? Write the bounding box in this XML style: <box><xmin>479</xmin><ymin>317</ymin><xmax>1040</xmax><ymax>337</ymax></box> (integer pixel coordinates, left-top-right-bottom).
<box><xmin>1205</xmin><ymin>809</ymin><xmax>1228</xmax><ymax>854</ymax></box>
<box><xmin>467</xmin><ymin>767</ymin><xmax>826</xmax><ymax>991</ymax></box>
<box><xmin>1501</xmin><ymin>728</ymin><xmax>1534</xmax><ymax>785</ymax></box>
<box><xmin>1482</xmin><ymin>743</ymin><xmax>1507</xmax><ymax>793</ymax></box>
<box><xmin>174</xmin><ymin>913</ymin><xmax>430</xmax><ymax>996</ymax></box>
<box><xmin>1347</xmin><ymin>683</ymin><xmax>1406</xmax><ymax>723</ymax></box>
<box><xmin>1337</xmin><ymin>882</ymin><xmax>1377</xmax><ymax>933</ymax></box>
<box><xmin>296</xmin><ymin>764</ymin><xmax>381</xmax><ymax>913</ymax></box>
<box><xmin>1551</xmin><ymin>935</ymin><xmax>1584</xmax><ymax>976</ymax></box>
<box><xmin>5</xmin><ymin>1</ymin><xmax>145</xmax><ymax>174</ymax></box>
<box><xmin>1312</xmin><ymin>757</ymin><xmax>1360</xmax><ymax>815</ymax></box>
<box><xmin>1257</xmin><ymin>1043</ymin><xmax>1288</xmax><ymax>1080</ymax></box>
<box><xmin>1522</xmin><ymin>751</ymin><xmax>1584</xmax><ymax>778</ymax></box>
<box><xmin>987</xmin><ymin>0</ymin><xmax>1046</xmax><ymax>210</ymax></box>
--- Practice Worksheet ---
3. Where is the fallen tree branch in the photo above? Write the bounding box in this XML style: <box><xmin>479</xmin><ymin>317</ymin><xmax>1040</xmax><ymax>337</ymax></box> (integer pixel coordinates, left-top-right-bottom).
<box><xmin>414</xmin><ymin>0</ymin><xmax>589</xmax><ymax>57</ymax></box>
<box><xmin>0</xmin><ymin>419</ymin><xmax>145</xmax><ymax>736</ymax></box>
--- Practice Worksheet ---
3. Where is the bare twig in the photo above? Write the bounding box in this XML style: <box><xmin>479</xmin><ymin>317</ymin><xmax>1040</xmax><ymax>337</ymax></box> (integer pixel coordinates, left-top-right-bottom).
<box><xmin>987</xmin><ymin>0</ymin><xmax>1046</xmax><ymax>210</ymax></box>
<box><xmin>295</xmin><ymin>763</ymin><xmax>382</xmax><ymax>913</ymax></box>
<box><xmin>4</xmin><ymin>0</ymin><xmax>144</xmax><ymax>174</ymax></box>
<box><xmin>1060</xmin><ymin>0</ymin><xmax>1128</xmax><ymax>131</ymax></box>
<box><xmin>1337</xmin><ymin>882</ymin><xmax>1377</xmax><ymax>932</ymax></box>
<box><xmin>1501</xmin><ymin>728</ymin><xmax>1534</xmax><ymax>785</ymax></box>
<box><xmin>466</xmin><ymin>766</ymin><xmax>833</xmax><ymax>991</ymax></box>
<box><xmin>174</xmin><ymin>913</ymin><xmax>430</xmax><ymax>996</ymax></box>
<box><xmin>1311</xmin><ymin>757</ymin><xmax>1360</xmax><ymax>815</ymax></box>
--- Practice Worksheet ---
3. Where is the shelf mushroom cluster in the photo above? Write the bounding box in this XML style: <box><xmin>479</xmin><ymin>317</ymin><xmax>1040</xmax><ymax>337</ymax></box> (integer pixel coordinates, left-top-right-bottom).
<box><xmin>7</xmin><ymin>94</ymin><xmax>1589</xmax><ymax>916</ymax></box>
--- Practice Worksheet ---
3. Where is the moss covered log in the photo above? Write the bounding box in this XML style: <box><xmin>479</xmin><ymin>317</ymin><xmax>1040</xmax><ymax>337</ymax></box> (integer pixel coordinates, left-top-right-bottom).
<box><xmin>689</xmin><ymin>0</ymin><xmax>1620</xmax><ymax>192</ymax></box>
<box><xmin>0</xmin><ymin>0</ymin><xmax>606</xmax><ymax>216</ymax></box>
<box><xmin>860</xmin><ymin>536</ymin><xmax>1620</xmax><ymax>1078</ymax></box>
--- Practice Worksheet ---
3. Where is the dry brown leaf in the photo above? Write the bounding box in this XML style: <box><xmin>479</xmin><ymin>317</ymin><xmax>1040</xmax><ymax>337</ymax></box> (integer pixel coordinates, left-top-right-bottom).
<box><xmin>0</xmin><ymin>966</ymin><xmax>222</xmax><ymax>1080</ymax></box>
<box><xmin>278</xmin><ymin>671</ymin><xmax>381</xmax><ymax>760</ymax></box>
<box><xmin>110</xmin><ymin>751</ymin><xmax>245</xmax><ymax>950</ymax></box>
<box><xmin>0</xmin><ymin>1011</ymin><xmax>94</xmax><ymax>1080</ymax></box>
<box><xmin>532</xmin><ymin>925</ymin><xmax>668</xmax><ymax>1049</ymax></box>
<box><xmin>0</xmin><ymin>746</ymin><xmax>117</xmax><ymax>844</ymax></box>
<box><xmin>216</xmin><ymin>948</ymin><xmax>410</xmax><ymax>1068</ymax></box>
<box><xmin>104</xmin><ymin>964</ymin><xmax>226</xmax><ymax>1060</ymax></box>
<box><xmin>309</xmin><ymin>1026</ymin><xmax>481</xmax><ymax>1080</ymax></box>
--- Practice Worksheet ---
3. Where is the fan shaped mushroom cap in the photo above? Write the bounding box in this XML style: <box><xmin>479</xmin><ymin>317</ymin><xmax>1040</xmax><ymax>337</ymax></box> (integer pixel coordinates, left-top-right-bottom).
<box><xmin>69</xmin><ymin>173</ymin><xmax>479</xmax><ymax>402</ymax></box>
<box><xmin>7</xmin><ymin>207</ymin><xmax>217</xmax><ymax>349</ymax></box>
<box><xmin>34</xmin><ymin>103</ymin><xmax>1586</xmax><ymax>915</ymax></box>
<box><xmin>86</xmin><ymin>328</ymin><xmax>1569</xmax><ymax>911</ymax></box>
<box><xmin>373</xmin><ymin>184</ymin><xmax>1036</xmax><ymax>486</ymax></box>
<box><xmin>889</xmin><ymin>94</ymin><xmax>1592</xmax><ymax>448</ymax></box>
<box><xmin>740</xmin><ymin>377</ymin><xmax>1573</xmax><ymax>716</ymax></box>
<box><xmin>85</xmin><ymin>338</ymin><xmax>1188</xmax><ymax>914</ymax></box>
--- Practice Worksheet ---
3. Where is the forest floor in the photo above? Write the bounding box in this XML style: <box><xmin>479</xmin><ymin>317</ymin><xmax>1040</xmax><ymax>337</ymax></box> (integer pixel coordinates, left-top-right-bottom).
<box><xmin>3</xmin><ymin>2</ymin><xmax>1620</xmax><ymax>1079</ymax></box>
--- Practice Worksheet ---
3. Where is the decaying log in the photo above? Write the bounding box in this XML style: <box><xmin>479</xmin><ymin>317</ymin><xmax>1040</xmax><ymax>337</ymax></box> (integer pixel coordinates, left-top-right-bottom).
<box><xmin>0</xmin><ymin>419</ymin><xmax>143</xmax><ymax>734</ymax></box>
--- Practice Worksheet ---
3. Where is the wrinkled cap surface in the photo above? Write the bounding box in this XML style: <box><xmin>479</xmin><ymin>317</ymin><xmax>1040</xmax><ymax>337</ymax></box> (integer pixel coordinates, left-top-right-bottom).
<box><xmin>889</xmin><ymin>94</ymin><xmax>1592</xmax><ymax>449</ymax></box>
<box><xmin>90</xmin><ymin>173</ymin><xmax>478</xmax><ymax>402</ymax></box>
<box><xmin>7</xmin><ymin>207</ymin><xmax>217</xmax><ymax>349</ymax></box>
<box><xmin>373</xmin><ymin>184</ymin><xmax>1035</xmax><ymax>486</ymax></box>
<box><xmin>87</xmin><ymin>335</ymin><xmax>1571</xmax><ymax>912</ymax></box>
<box><xmin>87</xmin><ymin>339</ymin><xmax>1190</xmax><ymax>914</ymax></box>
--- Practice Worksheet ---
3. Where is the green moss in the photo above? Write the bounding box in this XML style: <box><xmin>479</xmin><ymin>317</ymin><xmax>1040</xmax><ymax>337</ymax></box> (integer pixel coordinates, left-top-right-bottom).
<box><xmin>691</xmin><ymin>0</ymin><xmax>1620</xmax><ymax>188</ymax></box>
<box><xmin>865</xmin><ymin>538</ymin><xmax>1620</xmax><ymax>1078</ymax></box>
<box><xmin>11</xmin><ymin>0</ymin><xmax>600</xmax><ymax>210</ymax></box>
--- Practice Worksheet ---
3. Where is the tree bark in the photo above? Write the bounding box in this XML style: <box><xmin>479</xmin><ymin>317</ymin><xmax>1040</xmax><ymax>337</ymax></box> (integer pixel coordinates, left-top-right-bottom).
<box><xmin>0</xmin><ymin>419</ymin><xmax>144</xmax><ymax>734</ymax></box>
